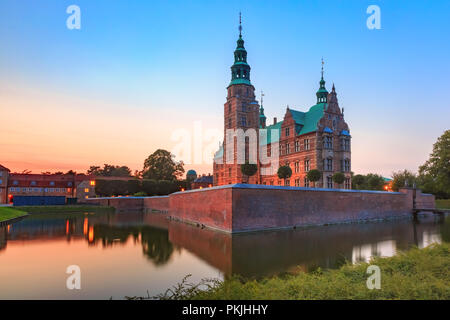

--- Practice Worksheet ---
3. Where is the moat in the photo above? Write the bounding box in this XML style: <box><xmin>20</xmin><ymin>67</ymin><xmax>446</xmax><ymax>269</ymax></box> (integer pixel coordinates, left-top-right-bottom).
<box><xmin>0</xmin><ymin>211</ymin><xmax>448</xmax><ymax>299</ymax></box>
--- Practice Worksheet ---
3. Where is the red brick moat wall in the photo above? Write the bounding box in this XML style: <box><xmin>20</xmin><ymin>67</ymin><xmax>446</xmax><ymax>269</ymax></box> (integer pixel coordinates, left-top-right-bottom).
<box><xmin>169</xmin><ymin>187</ymin><xmax>233</xmax><ymax>231</ymax></box>
<box><xmin>86</xmin><ymin>185</ymin><xmax>434</xmax><ymax>233</ymax></box>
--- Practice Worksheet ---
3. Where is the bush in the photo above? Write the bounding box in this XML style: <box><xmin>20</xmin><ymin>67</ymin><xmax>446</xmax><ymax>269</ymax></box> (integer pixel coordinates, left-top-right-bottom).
<box><xmin>307</xmin><ymin>169</ymin><xmax>321</xmax><ymax>184</ymax></box>
<box><xmin>277</xmin><ymin>166</ymin><xmax>292</xmax><ymax>180</ymax></box>
<box><xmin>332</xmin><ymin>172</ymin><xmax>345</xmax><ymax>185</ymax></box>
<box><xmin>392</xmin><ymin>170</ymin><xmax>417</xmax><ymax>192</ymax></box>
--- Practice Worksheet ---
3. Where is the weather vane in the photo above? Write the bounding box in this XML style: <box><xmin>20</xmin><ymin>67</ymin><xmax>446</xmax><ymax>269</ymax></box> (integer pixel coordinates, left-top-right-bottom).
<box><xmin>321</xmin><ymin>57</ymin><xmax>324</xmax><ymax>78</ymax></box>
<box><xmin>239</xmin><ymin>12</ymin><xmax>242</xmax><ymax>36</ymax></box>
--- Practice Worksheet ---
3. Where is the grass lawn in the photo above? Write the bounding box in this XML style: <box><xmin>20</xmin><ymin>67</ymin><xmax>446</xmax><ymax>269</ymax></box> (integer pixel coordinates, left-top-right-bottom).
<box><xmin>0</xmin><ymin>207</ymin><xmax>28</xmax><ymax>222</ymax></box>
<box><xmin>16</xmin><ymin>205</ymin><xmax>115</xmax><ymax>214</ymax></box>
<box><xmin>436</xmin><ymin>199</ymin><xmax>450</xmax><ymax>209</ymax></box>
<box><xmin>146</xmin><ymin>243</ymin><xmax>450</xmax><ymax>300</ymax></box>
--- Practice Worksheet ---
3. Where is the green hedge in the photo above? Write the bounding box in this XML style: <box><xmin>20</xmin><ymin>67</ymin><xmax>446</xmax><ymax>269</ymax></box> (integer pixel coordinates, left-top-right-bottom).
<box><xmin>95</xmin><ymin>179</ymin><xmax>189</xmax><ymax>197</ymax></box>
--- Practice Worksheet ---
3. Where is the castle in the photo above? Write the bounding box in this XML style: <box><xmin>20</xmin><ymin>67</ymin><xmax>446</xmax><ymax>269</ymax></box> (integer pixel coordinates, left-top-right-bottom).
<box><xmin>213</xmin><ymin>20</ymin><xmax>351</xmax><ymax>189</ymax></box>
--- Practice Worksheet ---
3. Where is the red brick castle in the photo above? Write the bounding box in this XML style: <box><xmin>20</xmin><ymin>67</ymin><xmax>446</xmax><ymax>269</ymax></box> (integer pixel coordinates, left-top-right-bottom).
<box><xmin>213</xmin><ymin>19</ymin><xmax>351</xmax><ymax>189</ymax></box>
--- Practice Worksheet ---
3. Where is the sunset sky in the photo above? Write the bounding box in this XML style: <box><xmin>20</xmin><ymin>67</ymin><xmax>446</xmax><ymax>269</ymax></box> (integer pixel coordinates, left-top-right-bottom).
<box><xmin>1</xmin><ymin>0</ymin><xmax>449</xmax><ymax>177</ymax></box>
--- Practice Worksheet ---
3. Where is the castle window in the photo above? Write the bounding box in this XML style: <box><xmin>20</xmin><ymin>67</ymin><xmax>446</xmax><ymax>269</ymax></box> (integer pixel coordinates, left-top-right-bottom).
<box><xmin>325</xmin><ymin>158</ymin><xmax>333</xmax><ymax>171</ymax></box>
<box><xmin>344</xmin><ymin>178</ymin><xmax>351</xmax><ymax>189</ymax></box>
<box><xmin>294</xmin><ymin>161</ymin><xmax>299</xmax><ymax>173</ymax></box>
<box><xmin>344</xmin><ymin>159</ymin><xmax>350</xmax><ymax>172</ymax></box>
<box><xmin>270</xmin><ymin>180</ymin><xmax>274</xmax><ymax>185</ymax></box>
<box><xmin>327</xmin><ymin>176</ymin><xmax>333</xmax><ymax>188</ymax></box>
<box><xmin>324</xmin><ymin>136</ymin><xmax>332</xmax><ymax>149</ymax></box>
<box><xmin>304</xmin><ymin>139</ymin><xmax>310</xmax><ymax>150</ymax></box>
<box><xmin>304</xmin><ymin>177</ymin><xmax>309</xmax><ymax>187</ymax></box>
<box><xmin>228</xmin><ymin>118</ymin><xmax>232</xmax><ymax>128</ymax></box>
<box><xmin>31</xmin><ymin>181</ymin><xmax>36</xmax><ymax>186</ymax></box>
<box><xmin>241</xmin><ymin>116</ymin><xmax>247</xmax><ymax>126</ymax></box>
<box><xmin>286</xmin><ymin>143</ymin><xmax>290</xmax><ymax>154</ymax></box>
<box><xmin>242</xmin><ymin>104</ymin><xmax>246</xmax><ymax>112</ymax></box>
<box><xmin>304</xmin><ymin>159</ymin><xmax>310</xmax><ymax>172</ymax></box>
<box><xmin>285</xmin><ymin>127</ymin><xmax>290</xmax><ymax>137</ymax></box>
<box><xmin>280</xmin><ymin>144</ymin><xmax>283</xmax><ymax>155</ymax></box>
<box><xmin>13</xmin><ymin>180</ymin><xmax>18</xmax><ymax>185</ymax></box>
<box><xmin>295</xmin><ymin>140</ymin><xmax>300</xmax><ymax>152</ymax></box>
<box><xmin>229</xmin><ymin>168</ymin><xmax>232</xmax><ymax>177</ymax></box>
<box><xmin>295</xmin><ymin>179</ymin><xmax>300</xmax><ymax>187</ymax></box>
<box><xmin>285</xmin><ymin>179</ymin><xmax>290</xmax><ymax>186</ymax></box>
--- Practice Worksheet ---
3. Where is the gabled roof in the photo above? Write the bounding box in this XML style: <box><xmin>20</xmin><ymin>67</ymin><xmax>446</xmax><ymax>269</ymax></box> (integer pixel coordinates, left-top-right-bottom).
<box><xmin>260</xmin><ymin>103</ymin><xmax>326</xmax><ymax>145</ymax></box>
<box><xmin>0</xmin><ymin>164</ymin><xmax>10</xmax><ymax>172</ymax></box>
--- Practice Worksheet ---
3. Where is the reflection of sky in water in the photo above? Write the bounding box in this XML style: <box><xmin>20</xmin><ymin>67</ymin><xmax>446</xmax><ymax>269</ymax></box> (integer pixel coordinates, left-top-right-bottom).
<box><xmin>352</xmin><ymin>230</ymin><xmax>443</xmax><ymax>263</ymax></box>
<box><xmin>352</xmin><ymin>240</ymin><xmax>396</xmax><ymax>263</ymax></box>
<box><xmin>0</xmin><ymin>212</ymin><xmax>448</xmax><ymax>299</ymax></box>
<box><xmin>420</xmin><ymin>231</ymin><xmax>442</xmax><ymax>249</ymax></box>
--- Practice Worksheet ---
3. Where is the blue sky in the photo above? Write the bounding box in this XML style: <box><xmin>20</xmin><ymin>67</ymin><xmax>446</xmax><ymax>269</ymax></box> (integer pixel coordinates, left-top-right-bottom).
<box><xmin>0</xmin><ymin>0</ymin><xmax>449</xmax><ymax>176</ymax></box>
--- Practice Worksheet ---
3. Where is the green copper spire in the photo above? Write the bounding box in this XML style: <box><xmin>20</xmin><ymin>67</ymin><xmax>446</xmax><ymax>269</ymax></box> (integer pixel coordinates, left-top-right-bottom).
<box><xmin>259</xmin><ymin>91</ymin><xmax>266</xmax><ymax>128</ymax></box>
<box><xmin>316</xmin><ymin>58</ymin><xmax>328</xmax><ymax>103</ymax></box>
<box><xmin>229</xmin><ymin>13</ymin><xmax>251</xmax><ymax>86</ymax></box>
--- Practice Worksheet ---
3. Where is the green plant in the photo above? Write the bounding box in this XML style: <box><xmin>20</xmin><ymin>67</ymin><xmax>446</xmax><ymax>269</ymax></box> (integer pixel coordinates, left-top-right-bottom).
<box><xmin>307</xmin><ymin>169</ymin><xmax>321</xmax><ymax>187</ymax></box>
<box><xmin>352</xmin><ymin>174</ymin><xmax>365</xmax><ymax>189</ymax></box>
<box><xmin>277</xmin><ymin>165</ymin><xmax>292</xmax><ymax>186</ymax></box>
<box><xmin>241</xmin><ymin>162</ymin><xmax>258</xmax><ymax>183</ymax></box>
<box><xmin>391</xmin><ymin>170</ymin><xmax>417</xmax><ymax>192</ymax></box>
<box><xmin>332</xmin><ymin>172</ymin><xmax>345</xmax><ymax>186</ymax></box>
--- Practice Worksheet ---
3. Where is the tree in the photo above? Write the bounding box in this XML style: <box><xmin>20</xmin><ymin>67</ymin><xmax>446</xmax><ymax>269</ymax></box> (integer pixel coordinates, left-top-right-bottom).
<box><xmin>352</xmin><ymin>174</ymin><xmax>365</xmax><ymax>189</ymax></box>
<box><xmin>143</xmin><ymin>149</ymin><xmax>184</xmax><ymax>181</ymax></box>
<box><xmin>391</xmin><ymin>170</ymin><xmax>417</xmax><ymax>192</ymax></box>
<box><xmin>418</xmin><ymin>130</ymin><xmax>450</xmax><ymax>199</ymax></box>
<box><xmin>241</xmin><ymin>162</ymin><xmax>258</xmax><ymax>184</ymax></box>
<box><xmin>366</xmin><ymin>174</ymin><xmax>385</xmax><ymax>191</ymax></box>
<box><xmin>66</xmin><ymin>170</ymin><xmax>77</xmax><ymax>175</ymax></box>
<box><xmin>87</xmin><ymin>164</ymin><xmax>132</xmax><ymax>177</ymax></box>
<box><xmin>277</xmin><ymin>165</ymin><xmax>292</xmax><ymax>186</ymax></box>
<box><xmin>332</xmin><ymin>172</ymin><xmax>345</xmax><ymax>187</ymax></box>
<box><xmin>307</xmin><ymin>169</ymin><xmax>321</xmax><ymax>187</ymax></box>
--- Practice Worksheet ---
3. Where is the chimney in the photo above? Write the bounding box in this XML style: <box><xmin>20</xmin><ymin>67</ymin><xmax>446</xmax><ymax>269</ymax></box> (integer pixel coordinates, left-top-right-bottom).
<box><xmin>273</xmin><ymin>117</ymin><xmax>277</xmax><ymax>125</ymax></box>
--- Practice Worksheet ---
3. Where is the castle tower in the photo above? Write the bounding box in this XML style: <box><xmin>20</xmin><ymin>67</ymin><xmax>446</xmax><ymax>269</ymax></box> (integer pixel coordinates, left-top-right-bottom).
<box><xmin>220</xmin><ymin>14</ymin><xmax>260</xmax><ymax>184</ymax></box>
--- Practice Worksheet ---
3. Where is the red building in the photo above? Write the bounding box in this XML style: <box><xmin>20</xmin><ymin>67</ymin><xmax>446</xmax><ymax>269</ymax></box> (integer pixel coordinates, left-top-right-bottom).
<box><xmin>0</xmin><ymin>164</ymin><xmax>96</xmax><ymax>204</ymax></box>
<box><xmin>213</xmin><ymin>21</ymin><xmax>351</xmax><ymax>189</ymax></box>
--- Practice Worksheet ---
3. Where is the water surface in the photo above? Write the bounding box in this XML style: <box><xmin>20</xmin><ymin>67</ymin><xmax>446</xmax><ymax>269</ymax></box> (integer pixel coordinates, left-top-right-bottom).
<box><xmin>0</xmin><ymin>211</ymin><xmax>447</xmax><ymax>299</ymax></box>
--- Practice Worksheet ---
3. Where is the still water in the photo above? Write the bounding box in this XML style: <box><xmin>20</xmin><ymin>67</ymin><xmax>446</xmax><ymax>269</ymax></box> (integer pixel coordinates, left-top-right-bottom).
<box><xmin>0</xmin><ymin>211</ymin><xmax>448</xmax><ymax>299</ymax></box>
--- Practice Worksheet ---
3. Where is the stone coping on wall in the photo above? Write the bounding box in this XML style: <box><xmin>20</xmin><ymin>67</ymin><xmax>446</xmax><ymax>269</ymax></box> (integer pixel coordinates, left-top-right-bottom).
<box><xmin>91</xmin><ymin>195</ymin><xmax>169</xmax><ymax>200</ymax></box>
<box><xmin>171</xmin><ymin>183</ymin><xmax>404</xmax><ymax>196</ymax></box>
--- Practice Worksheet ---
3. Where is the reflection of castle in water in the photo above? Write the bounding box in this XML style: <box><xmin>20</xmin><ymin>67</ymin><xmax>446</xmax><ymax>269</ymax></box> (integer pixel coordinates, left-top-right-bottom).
<box><xmin>2</xmin><ymin>212</ymin><xmax>448</xmax><ymax>278</ymax></box>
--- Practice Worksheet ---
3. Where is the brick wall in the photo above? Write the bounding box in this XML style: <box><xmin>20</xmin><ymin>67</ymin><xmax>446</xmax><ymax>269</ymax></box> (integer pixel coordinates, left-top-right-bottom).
<box><xmin>86</xmin><ymin>184</ymin><xmax>435</xmax><ymax>233</ymax></box>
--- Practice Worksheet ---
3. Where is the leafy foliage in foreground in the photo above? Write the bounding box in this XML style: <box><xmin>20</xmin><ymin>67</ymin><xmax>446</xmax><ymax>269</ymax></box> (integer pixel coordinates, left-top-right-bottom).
<box><xmin>132</xmin><ymin>243</ymin><xmax>450</xmax><ymax>300</ymax></box>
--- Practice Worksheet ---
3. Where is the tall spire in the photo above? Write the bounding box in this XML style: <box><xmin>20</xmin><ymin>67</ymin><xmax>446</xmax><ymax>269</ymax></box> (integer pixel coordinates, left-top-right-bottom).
<box><xmin>316</xmin><ymin>57</ymin><xmax>328</xmax><ymax>104</ymax></box>
<box><xmin>321</xmin><ymin>57</ymin><xmax>324</xmax><ymax>81</ymax></box>
<box><xmin>239</xmin><ymin>12</ymin><xmax>242</xmax><ymax>37</ymax></box>
<box><xmin>229</xmin><ymin>13</ymin><xmax>252</xmax><ymax>86</ymax></box>
<box><xmin>259</xmin><ymin>90</ymin><xmax>266</xmax><ymax>128</ymax></box>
